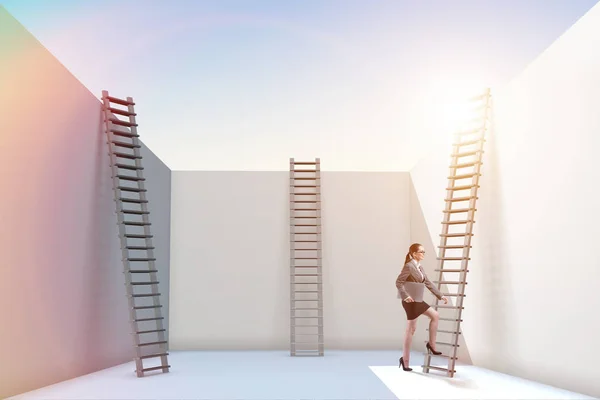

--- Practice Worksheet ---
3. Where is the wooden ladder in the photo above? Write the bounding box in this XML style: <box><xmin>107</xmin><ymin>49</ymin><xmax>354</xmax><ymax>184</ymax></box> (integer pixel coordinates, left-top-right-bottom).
<box><xmin>422</xmin><ymin>88</ymin><xmax>492</xmax><ymax>377</ymax></box>
<box><xmin>101</xmin><ymin>91</ymin><xmax>170</xmax><ymax>377</ymax></box>
<box><xmin>289</xmin><ymin>158</ymin><xmax>324</xmax><ymax>356</ymax></box>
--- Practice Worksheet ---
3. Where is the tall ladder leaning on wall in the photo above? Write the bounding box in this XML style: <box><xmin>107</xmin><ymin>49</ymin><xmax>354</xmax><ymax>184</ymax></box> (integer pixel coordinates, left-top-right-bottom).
<box><xmin>101</xmin><ymin>91</ymin><xmax>170</xmax><ymax>377</ymax></box>
<box><xmin>290</xmin><ymin>158</ymin><xmax>324</xmax><ymax>357</ymax></box>
<box><xmin>421</xmin><ymin>88</ymin><xmax>492</xmax><ymax>377</ymax></box>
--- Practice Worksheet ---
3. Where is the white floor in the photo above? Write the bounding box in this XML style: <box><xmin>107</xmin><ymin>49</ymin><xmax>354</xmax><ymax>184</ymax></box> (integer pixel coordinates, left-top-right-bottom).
<box><xmin>8</xmin><ymin>351</ymin><xmax>596</xmax><ymax>400</ymax></box>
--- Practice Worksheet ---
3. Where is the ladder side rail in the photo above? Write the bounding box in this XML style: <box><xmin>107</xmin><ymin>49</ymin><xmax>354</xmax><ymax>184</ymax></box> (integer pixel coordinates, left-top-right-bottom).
<box><xmin>101</xmin><ymin>91</ymin><xmax>143</xmax><ymax>375</ymax></box>
<box><xmin>126</xmin><ymin>97</ymin><xmax>169</xmax><ymax>372</ymax></box>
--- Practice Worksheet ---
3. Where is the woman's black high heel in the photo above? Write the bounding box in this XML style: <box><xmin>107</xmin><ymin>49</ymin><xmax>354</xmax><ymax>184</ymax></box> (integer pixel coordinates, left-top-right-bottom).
<box><xmin>426</xmin><ymin>342</ymin><xmax>442</xmax><ymax>355</ymax></box>
<box><xmin>399</xmin><ymin>357</ymin><xmax>412</xmax><ymax>371</ymax></box>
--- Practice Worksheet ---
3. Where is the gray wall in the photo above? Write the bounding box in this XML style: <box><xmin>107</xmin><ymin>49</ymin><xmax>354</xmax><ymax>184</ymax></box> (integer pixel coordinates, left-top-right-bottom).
<box><xmin>0</xmin><ymin>7</ymin><xmax>171</xmax><ymax>399</ymax></box>
<box><xmin>169</xmin><ymin>171</ymin><xmax>410</xmax><ymax>350</ymax></box>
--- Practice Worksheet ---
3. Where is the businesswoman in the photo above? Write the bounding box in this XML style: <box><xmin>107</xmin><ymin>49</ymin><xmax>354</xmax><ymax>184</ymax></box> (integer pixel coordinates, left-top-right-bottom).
<box><xmin>396</xmin><ymin>243</ymin><xmax>448</xmax><ymax>371</ymax></box>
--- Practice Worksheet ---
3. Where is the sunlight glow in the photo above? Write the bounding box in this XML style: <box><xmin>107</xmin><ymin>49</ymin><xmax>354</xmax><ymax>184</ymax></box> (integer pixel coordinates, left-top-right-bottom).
<box><xmin>425</xmin><ymin>78</ymin><xmax>489</xmax><ymax>137</ymax></box>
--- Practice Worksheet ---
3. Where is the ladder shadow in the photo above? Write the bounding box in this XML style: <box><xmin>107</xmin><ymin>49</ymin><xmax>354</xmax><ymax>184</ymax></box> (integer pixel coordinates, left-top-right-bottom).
<box><xmin>411</xmin><ymin>369</ymin><xmax>480</xmax><ymax>390</ymax></box>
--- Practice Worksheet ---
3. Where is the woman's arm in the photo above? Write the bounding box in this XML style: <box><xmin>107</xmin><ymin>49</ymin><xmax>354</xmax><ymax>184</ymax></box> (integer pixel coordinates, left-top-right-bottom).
<box><xmin>422</xmin><ymin>271</ymin><xmax>443</xmax><ymax>300</ymax></box>
<box><xmin>395</xmin><ymin>263</ymin><xmax>412</xmax><ymax>300</ymax></box>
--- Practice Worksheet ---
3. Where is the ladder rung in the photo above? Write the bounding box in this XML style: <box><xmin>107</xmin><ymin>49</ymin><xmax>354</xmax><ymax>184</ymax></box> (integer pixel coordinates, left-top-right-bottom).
<box><xmin>120</xmin><ymin>198</ymin><xmax>148</xmax><ymax>204</ymax></box>
<box><xmin>445</xmin><ymin>196</ymin><xmax>477</xmax><ymax>202</ymax></box>
<box><xmin>124</xmin><ymin>234</ymin><xmax>153</xmax><ymax>238</ymax></box>
<box><xmin>123</xmin><ymin>221</ymin><xmax>151</xmax><ymax>226</ymax></box>
<box><xmin>440</xmin><ymin>293</ymin><xmax>465</xmax><ymax>297</ymax></box>
<box><xmin>130</xmin><ymin>281</ymin><xmax>159</xmax><ymax>285</ymax></box>
<box><xmin>110</xmin><ymin>129</ymin><xmax>139</xmax><ymax>138</ymax></box>
<box><xmin>292</xmin><ymin>185</ymin><xmax>318</xmax><ymax>188</ymax></box>
<box><xmin>131</xmin><ymin>293</ymin><xmax>161</xmax><ymax>298</ymax></box>
<box><xmin>112</xmin><ymin>140</ymin><xmax>141</xmax><ymax>149</ymax></box>
<box><xmin>450</xmin><ymin>161</ymin><xmax>480</xmax><ymax>169</ymax></box>
<box><xmin>427</xmin><ymin>329</ymin><xmax>461</xmax><ymax>334</ymax></box>
<box><xmin>293</xmin><ymin>224</ymin><xmax>318</xmax><ymax>227</ymax></box>
<box><xmin>116</xmin><ymin>163</ymin><xmax>142</xmax><ymax>170</ymax></box>
<box><xmin>427</xmin><ymin>341</ymin><xmax>459</xmax><ymax>347</ymax></box>
<box><xmin>115</xmin><ymin>152</ymin><xmax>142</xmax><ymax>160</ymax></box>
<box><xmin>435</xmin><ymin>269</ymin><xmax>469</xmax><ymax>272</ymax></box>
<box><xmin>453</xmin><ymin>138</ymin><xmax>484</xmax><ymax>147</ymax></box>
<box><xmin>134</xmin><ymin>317</ymin><xmax>164</xmax><ymax>322</ymax></box>
<box><xmin>291</xmin><ymin>342</ymin><xmax>323</xmax><ymax>344</ymax></box>
<box><xmin>293</xmin><ymin>316</ymin><xmax>323</xmax><ymax>318</ymax></box>
<box><xmin>423</xmin><ymin>353</ymin><xmax>458</xmax><ymax>360</ymax></box>
<box><xmin>127</xmin><ymin>245</ymin><xmax>155</xmax><ymax>249</ymax></box>
<box><xmin>443</xmin><ymin>208</ymin><xmax>475</xmax><ymax>214</ymax></box>
<box><xmin>117</xmin><ymin>174</ymin><xmax>145</xmax><ymax>181</ymax></box>
<box><xmin>138</xmin><ymin>340</ymin><xmax>167</xmax><ymax>347</ymax></box>
<box><xmin>140</xmin><ymin>365</ymin><xmax>170</xmax><ymax>373</ymax></box>
<box><xmin>109</xmin><ymin>118</ymin><xmax>137</xmax><ymax>128</ymax></box>
<box><xmin>437</xmin><ymin>257</ymin><xmax>470</xmax><ymax>261</ymax></box>
<box><xmin>139</xmin><ymin>352</ymin><xmax>168</xmax><ymax>360</ymax></box>
<box><xmin>294</xmin><ymin>291</ymin><xmax>319</xmax><ymax>293</ymax></box>
<box><xmin>293</xmin><ymin>177</ymin><xmax>319</xmax><ymax>181</ymax></box>
<box><xmin>293</xmin><ymin>240</ymin><xmax>318</xmax><ymax>243</ymax></box>
<box><xmin>441</xmin><ymin>220</ymin><xmax>473</xmax><ymax>225</ymax></box>
<box><xmin>108</xmin><ymin>107</ymin><xmax>136</xmax><ymax>117</ymax></box>
<box><xmin>293</xmin><ymin>266</ymin><xmax>319</xmax><ymax>268</ymax></box>
<box><xmin>432</xmin><ymin>305</ymin><xmax>464</xmax><ymax>309</ymax></box>
<box><xmin>295</xmin><ymin>257</ymin><xmax>318</xmax><ymax>259</ymax></box>
<box><xmin>294</xmin><ymin>216</ymin><xmax>318</xmax><ymax>219</ymax></box>
<box><xmin>292</xmin><ymin>308</ymin><xmax>323</xmax><ymax>310</ymax></box>
<box><xmin>439</xmin><ymin>317</ymin><xmax>462</xmax><ymax>322</ymax></box>
<box><xmin>106</xmin><ymin>95</ymin><xmax>135</xmax><ymax>106</ymax></box>
<box><xmin>292</xmin><ymin>208</ymin><xmax>318</xmax><ymax>211</ymax></box>
<box><xmin>448</xmin><ymin>173</ymin><xmax>480</xmax><ymax>180</ymax></box>
<box><xmin>293</xmin><ymin>162</ymin><xmax>318</xmax><ymax>165</ymax></box>
<box><xmin>433</xmin><ymin>281</ymin><xmax>466</xmax><ymax>285</ymax></box>
<box><xmin>294</xmin><ymin>274</ymin><xmax>319</xmax><ymax>276</ymax></box>
<box><xmin>122</xmin><ymin>210</ymin><xmax>150</xmax><ymax>215</ymax></box>
<box><xmin>129</xmin><ymin>269</ymin><xmax>159</xmax><ymax>273</ymax></box>
<box><xmin>134</xmin><ymin>305</ymin><xmax>162</xmax><ymax>309</ymax></box>
<box><xmin>292</xmin><ymin>169</ymin><xmax>318</xmax><ymax>172</ymax></box>
<box><xmin>446</xmin><ymin>184</ymin><xmax>479</xmax><ymax>191</ymax></box>
<box><xmin>451</xmin><ymin>150</ymin><xmax>482</xmax><ymax>158</ymax></box>
<box><xmin>292</xmin><ymin>325</ymin><xmax>321</xmax><ymax>327</ymax></box>
<box><xmin>118</xmin><ymin>186</ymin><xmax>146</xmax><ymax>192</ymax></box>
<box><xmin>440</xmin><ymin>233</ymin><xmax>472</xmax><ymax>237</ymax></box>
<box><xmin>136</xmin><ymin>328</ymin><xmax>166</xmax><ymax>334</ymax></box>
<box><xmin>422</xmin><ymin>365</ymin><xmax>456</xmax><ymax>373</ymax></box>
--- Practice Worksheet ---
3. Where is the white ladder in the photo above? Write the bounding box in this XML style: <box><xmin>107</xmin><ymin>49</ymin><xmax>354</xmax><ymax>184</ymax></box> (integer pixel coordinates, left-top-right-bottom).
<box><xmin>289</xmin><ymin>158</ymin><xmax>324</xmax><ymax>356</ymax></box>
<box><xmin>101</xmin><ymin>91</ymin><xmax>170</xmax><ymax>377</ymax></box>
<box><xmin>422</xmin><ymin>88</ymin><xmax>492</xmax><ymax>377</ymax></box>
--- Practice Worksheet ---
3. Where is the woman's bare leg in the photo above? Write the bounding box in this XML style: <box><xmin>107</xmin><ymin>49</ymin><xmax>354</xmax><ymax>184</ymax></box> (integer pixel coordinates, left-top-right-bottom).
<box><xmin>422</xmin><ymin>307</ymin><xmax>440</xmax><ymax>350</ymax></box>
<box><xmin>403</xmin><ymin>319</ymin><xmax>418</xmax><ymax>365</ymax></box>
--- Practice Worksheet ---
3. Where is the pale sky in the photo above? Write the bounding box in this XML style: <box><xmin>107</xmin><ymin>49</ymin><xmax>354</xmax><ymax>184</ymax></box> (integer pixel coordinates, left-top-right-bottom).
<box><xmin>2</xmin><ymin>0</ymin><xmax>598</xmax><ymax>170</ymax></box>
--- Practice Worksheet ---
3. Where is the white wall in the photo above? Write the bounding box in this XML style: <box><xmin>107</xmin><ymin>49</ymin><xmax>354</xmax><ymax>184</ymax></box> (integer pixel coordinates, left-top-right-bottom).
<box><xmin>0</xmin><ymin>7</ymin><xmax>172</xmax><ymax>398</ymax></box>
<box><xmin>410</xmin><ymin>3</ymin><xmax>600</xmax><ymax>397</ymax></box>
<box><xmin>169</xmin><ymin>171</ymin><xmax>410</xmax><ymax>350</ymax></box>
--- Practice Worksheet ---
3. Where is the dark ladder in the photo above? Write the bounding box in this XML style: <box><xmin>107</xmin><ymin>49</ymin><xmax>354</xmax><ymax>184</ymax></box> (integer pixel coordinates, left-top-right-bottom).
<box><xmin>422</xmin><ymin>88</ymin><xmax>492</xmax><ymax>377</ymax></box>
<box><xmin>101</xmin><ymin>91</ymin><xmax>170</xmax><ymax>377</ymax></box>
<box><xmin>289</xmin><ymin>158</ymin><xmax>324</xmax><ymax>356</ymax></box>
